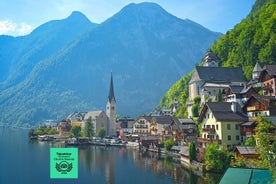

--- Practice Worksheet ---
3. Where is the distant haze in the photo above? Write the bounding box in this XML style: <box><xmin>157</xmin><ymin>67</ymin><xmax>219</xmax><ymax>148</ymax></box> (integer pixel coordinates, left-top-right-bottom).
<box><xmin>0</xmin><ymin>3</ymin><xmax>222</xmax><ymax>125</ymax></box>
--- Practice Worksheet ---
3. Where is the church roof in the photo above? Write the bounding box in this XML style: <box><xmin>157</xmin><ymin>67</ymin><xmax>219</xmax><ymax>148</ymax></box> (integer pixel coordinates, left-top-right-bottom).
<box><xmin>190</xmin><ymin>66</ymin><xmax>246</xmax><ymax>84</ymax></box>
<box><xmin>84</xmin><ymin>110</ymin><xmax>106</xmax><ymax>120</ymax></box>
<box><xmin>108</xmin><ymin>72</ymin><xmax>116</xmax><ymax>103</ymax></box>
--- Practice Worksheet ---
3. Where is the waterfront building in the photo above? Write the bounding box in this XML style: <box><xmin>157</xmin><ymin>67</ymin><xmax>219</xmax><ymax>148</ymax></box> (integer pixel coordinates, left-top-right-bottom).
<box><xmin>133</xmin><ymin>116</ymin><xmax>152</xmax><ymax>135</ymax></box>
<box><xmin>58</xmin><ymin>119</ymin><xmax>71</xmax><ymax>136</ymax></box>
<box><xmin>116</xmin><ymin>116</ymin><xmax>134</xmax><ymax>134</ymax></box>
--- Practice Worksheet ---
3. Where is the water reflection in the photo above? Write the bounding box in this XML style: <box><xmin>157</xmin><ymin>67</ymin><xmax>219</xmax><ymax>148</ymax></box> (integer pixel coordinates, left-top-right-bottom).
<box><xmin>76</xmin><ymin>146</ymin><xmax>220</xmax><ymax>184</ymax></box>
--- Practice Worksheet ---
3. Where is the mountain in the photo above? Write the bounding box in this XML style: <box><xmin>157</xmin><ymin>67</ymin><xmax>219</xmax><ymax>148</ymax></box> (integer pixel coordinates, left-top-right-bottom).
<box><xmin>158</xmin><ymin>0</ymin><xmax>276</xmax><ymax>117</ymax></box>
<box><xmin>0</xmin><ymin>2</ymin><xmax>222</xmax><ymax>126</ymax></box>
<box><xmin>0</xmin><ymin>11</ymin><xmax>96</xmax><ymax>84</ymax></box>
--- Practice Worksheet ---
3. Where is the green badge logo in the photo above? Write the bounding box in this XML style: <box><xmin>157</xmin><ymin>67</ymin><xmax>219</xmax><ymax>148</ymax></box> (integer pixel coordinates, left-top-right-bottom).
<box><xmin>50</xmin><ymin>148</ymin><xmax>78</xmax><ymax>179</ymax></box>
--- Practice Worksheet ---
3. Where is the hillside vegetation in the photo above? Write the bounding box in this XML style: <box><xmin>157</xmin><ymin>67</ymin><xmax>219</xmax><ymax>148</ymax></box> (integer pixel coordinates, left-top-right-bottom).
<box><xmin>211</xmin><ymin>0</ymin><xmax>276</xmax><ymax>80</ymax></box>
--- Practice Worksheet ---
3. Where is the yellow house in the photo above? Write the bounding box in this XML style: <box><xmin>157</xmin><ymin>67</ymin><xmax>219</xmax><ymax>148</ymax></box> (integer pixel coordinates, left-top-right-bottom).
<box><xmin>198</xmin><ymin>102</ymin><xmax>248</xmax><ymax>149</ymax></box>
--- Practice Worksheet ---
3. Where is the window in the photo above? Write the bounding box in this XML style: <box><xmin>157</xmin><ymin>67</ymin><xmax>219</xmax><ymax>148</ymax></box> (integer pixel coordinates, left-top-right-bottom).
<box><xmin>228</xmin><ymin>135</ymin><xmax>231</xmax><ymax>141</ymax></box>
<box><xmin>216</xmin><ymin>125</ymin><xmax>219</xmax><ymax>130</ymax></box>
<box><xmin>236</xmin><ymin>135</ymin><xmax>240</xmax><ymax>141</ymax></box>
<box><xmin>235</xmin><ymin>124</ymin><xmax>239</xmax><ymax>130</ymax></box>
<box><xmin>227</xmin><ymin>124</ymin><xmax>231</xmax><ymax>130</ymax></box>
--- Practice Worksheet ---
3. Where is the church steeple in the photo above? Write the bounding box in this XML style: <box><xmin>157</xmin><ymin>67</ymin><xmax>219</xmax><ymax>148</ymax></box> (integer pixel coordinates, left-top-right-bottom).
<box><xmin>108</xmin><ymin>72</ymin><xmax>116</xmax><ymax>103</ymax></box>
<box><xmin>106</xmin><ymin>72</ymin><xmax>116</xmax><ymax>136</ymax></box>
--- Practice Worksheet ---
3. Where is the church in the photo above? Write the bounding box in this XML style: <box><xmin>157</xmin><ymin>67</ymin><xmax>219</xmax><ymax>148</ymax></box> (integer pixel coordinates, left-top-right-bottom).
<box><xmin>65</xmin><ymin>72</ymin><xmax>117</xmax><ymax>136</ymax></box>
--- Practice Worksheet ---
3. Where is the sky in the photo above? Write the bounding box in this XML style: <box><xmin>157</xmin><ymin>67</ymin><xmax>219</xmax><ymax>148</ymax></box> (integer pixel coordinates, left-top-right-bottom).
<box><xmin>0</xmin><ymin>0</ymin><xmax>256</xmax><ymax>36</ymax></box>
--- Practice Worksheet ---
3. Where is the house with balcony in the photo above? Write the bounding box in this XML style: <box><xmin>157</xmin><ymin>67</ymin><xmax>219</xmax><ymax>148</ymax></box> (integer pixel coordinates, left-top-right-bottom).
<box><xmin>198</xmin><ymin>102</ymin><xmax>248</xmax><ymax>149</ymax></box>
<box><xmin>177</xmin><ymin>118</ymin><xmax>197</xmax><ymax>144</ymax></box>
<box><xmin>240</xmin><ymin>121</ymin><xmax>256</xmax><ymax>140</ymax></box>
<box><xmin>150</xmin><ymin>116</ymin><xmax>177</xmax><ymax>136</ymax></box>
<box><xmin>133</xmin><ymin>116</ymin><xmax>152</xmax><ymax>135</ymax></box>
<box><xmin>259</xmin><ymin>64</ymin><xmax>276</xmax><ymax>96</ymax></box>
<box><xmin>242</xmin><ymin>94</ymin><xmax>276</xmax><ymax>120</ymax></box>
<box><xmin>224</xmin><ymin>85</ymin><xmax>257</xmax><ymax>106</ymax></box>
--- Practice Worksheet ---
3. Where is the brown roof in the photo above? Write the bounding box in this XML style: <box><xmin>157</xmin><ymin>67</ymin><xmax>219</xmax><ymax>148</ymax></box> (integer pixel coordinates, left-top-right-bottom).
<box><xmin>235</xmin><ymin>146</ymin><xmax>257</xmax><ymax>155</ymax></box>
<box><xmin>242</xmin><ymin>95</ymin><xmax>276</xmax><ymax>112</ymax></box>
<box><xmin>262</xmin><ymin>65</ymin><xmax>276</xmax><ymax>76</ymax></box>
<box><xmin>199</xmin><ymin>102</ymin><xmax>248</xmax><ymax>122</ymax></box>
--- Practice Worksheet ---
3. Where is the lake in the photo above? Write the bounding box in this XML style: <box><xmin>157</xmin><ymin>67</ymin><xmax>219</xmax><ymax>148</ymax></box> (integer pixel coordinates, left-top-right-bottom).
<box><xmin>0</xmin><ymin>127</ymin><xmax>221</xmax><ymax>184</ymax></box>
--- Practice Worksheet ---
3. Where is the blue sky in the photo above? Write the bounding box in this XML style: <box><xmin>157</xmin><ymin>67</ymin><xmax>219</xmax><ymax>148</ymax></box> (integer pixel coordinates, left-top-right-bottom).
<box><xmin>0</xmin><ymin>0</ymin><xmax>255</xmax><ymax>36</ymax></box>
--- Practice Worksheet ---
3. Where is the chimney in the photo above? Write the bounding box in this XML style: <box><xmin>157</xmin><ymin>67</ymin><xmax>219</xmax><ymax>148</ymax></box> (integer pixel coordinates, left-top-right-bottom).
<box><xmin>231</xmin><ymin>102</ymin><xmax>236</xmax><ymax>113</ymax></box>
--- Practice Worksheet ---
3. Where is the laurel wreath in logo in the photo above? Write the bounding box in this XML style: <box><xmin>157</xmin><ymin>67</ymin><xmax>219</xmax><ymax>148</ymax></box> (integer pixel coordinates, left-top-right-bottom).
<box><xmin>56</xmin><ymin>161</ymin><xmax>73</xmax><ymax>174</ymax></box>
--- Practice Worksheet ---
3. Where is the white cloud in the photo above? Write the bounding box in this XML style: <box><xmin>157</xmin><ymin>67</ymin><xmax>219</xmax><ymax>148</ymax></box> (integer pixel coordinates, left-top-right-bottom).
<box><xmin>0</xmin><ymin>19</ymin><xmax>33</xmax><ymax>36</ymax></box>
<box><xmin>0</xmin><ymin>20</ymin><xmax>16</xmax><ymax>34</ymax></box>
<box><xmin>18</xmin><ymin>22</ymin><xmax>33</xmax><ymax>35</ymax></box>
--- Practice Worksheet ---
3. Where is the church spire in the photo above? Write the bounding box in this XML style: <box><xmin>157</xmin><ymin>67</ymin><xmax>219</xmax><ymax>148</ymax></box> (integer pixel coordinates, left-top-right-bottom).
<box><xmin>108</xmin><ymin>72</ymin><xmax>115</xmax><ymax>103</ymax></box>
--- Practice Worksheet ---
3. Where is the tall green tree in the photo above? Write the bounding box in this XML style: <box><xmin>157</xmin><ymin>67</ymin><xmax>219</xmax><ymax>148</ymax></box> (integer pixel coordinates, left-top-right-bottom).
<box><xmin>84</xmin><ymin>117</ymin><xmax>94</xmax><ymax>137</ymax></box>
<box><xmin>71</xmin><ymin>126</ymin><xmax>81</xmax><ymax>138</ymax></box>
<box><xmin>97</xmin><ymin>127</ymin><xmax>106</xmax><ymax>139</ymax></box>
<box><xmin>204</xmin><ymin>143</ymin><xmax>231</xmax><ymax>172</ymax></box>
<box><xmin>164</xmin><ymin>138</ymin><xmax>175</xmax><ymax>151</ymax></box>
<box><xmin>255</xmin><ymin>116</ymin><xmax>276</xmax><ymax>168</ymax></box>
<box><xmin>189</xmin><ymin>142</ymin><xmax>196</xmax><ymax>162</ymax></box>
<box><xmin>192</xmin><ymin>96</ymin><xmax>201</xmax><ymax>117</ymax></box>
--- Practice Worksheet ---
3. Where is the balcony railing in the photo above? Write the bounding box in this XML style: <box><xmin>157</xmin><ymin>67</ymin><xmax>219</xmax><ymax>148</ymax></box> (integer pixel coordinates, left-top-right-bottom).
<box><xmin>202</xmin><ymin>128</ymin><xmax>216</xmax><ymax>134</ymax></box>
<box><xmin>198</xmin><ymin>137</ymin><xmax>221</xmax><ymax>144</ymax></box>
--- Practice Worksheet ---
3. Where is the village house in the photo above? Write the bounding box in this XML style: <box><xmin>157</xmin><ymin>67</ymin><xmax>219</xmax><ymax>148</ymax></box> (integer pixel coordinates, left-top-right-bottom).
<box><xmin>150</xmin><ymin>116</ymin><xmax>177</xmax><ymax>136</ymax></box>
<box><xmin>198</xmin><ymin>102</ymin><xmax>248</xmax><ymax>149</ymax></box>
<box><xmin>178</xmin><ymin>118</ymin><xmax>197</xmax><ymax>144</ymax></box>
<box><xmin>240</xmin><ymin>121</ymin><xmax>256</xmax><ymax>140</ymax></box>
<box><xmin>58</xmin><ymin>119</ymin><xmax>72</xmax><ymax>136</ymax></box>
<box><xmin>132</xmin><ymin>116</ymin><xmax>152</xmax><ymax>135</ymax></box>
<box><xmin>234</xmin><ymin>146</ymin><xmax>259</xmax><ymax>159</ymax></box>
<box><xmin>242</xmin><ymin>94</ymin><xmax>276</xmax><ymax>120</ymax></box>
<box><xmin>116</xmin><ymin>116</ymin><xmax>134</xmax><ymax>135</ymax></box>
<box><xmin>67</xmin><ymin>112</ymin><xmax>86</xmax><ymax>127</ymax></box>
<box><xmin>259</xmin><ymin>64</ymin><xmax>276</xmax><ymax>96</ymax></box>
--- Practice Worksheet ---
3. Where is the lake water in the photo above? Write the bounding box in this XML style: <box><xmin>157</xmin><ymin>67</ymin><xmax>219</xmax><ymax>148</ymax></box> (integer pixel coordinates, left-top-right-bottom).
<box><xmin>0</xmin><ymin>127</ymin><xmax>221</xmax><ymax>184</ymax></box>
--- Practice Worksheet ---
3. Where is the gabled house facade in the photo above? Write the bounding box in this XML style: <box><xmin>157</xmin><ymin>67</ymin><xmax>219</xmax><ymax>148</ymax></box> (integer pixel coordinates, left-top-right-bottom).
<box><xmin>242</xmin><ymin>94</ymin><xmax>276</xmax><ymax>120</ymax></box>
<box><xmin>133</xmin><ymin>116</ymin><xmax>152</xmax><ymax>135</ymax></box>
<box><xmin>259</xmin><ymin>65</ymin><xmax>276</xmax><ymax>96</ymax></box>
<box><xmin>150</xmin><ymin>116</ymin><xmax>176</xmax><ymax>136</ymax></box>
<box><xmin>198</xmin><ymin>102</ymin><xmax>248</xmax><ymax>149</ymax></box>
<box><xmin>178</xmin><ymin>118</ymin><xmax>197</xmax><ymax>144</ymax></box>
